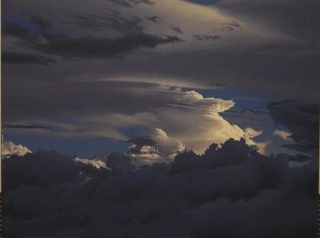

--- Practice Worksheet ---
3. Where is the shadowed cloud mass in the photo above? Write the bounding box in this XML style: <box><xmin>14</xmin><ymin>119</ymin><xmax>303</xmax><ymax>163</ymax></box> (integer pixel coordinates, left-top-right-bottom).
<box><xmin>1</xmin><ymin>52</ymin><xmax>55</xmax><ymax>65</ymax></box>
<box><xmin>267</xmin><ymin>100</ymin><xmax>319</xmax><ymax>156</ymax></box>
<box><xmin>2</xmin><ymin>14</ymin><xmax>182</xmax><ymax>60</ymax></box>
<box><xmin>2</xmin><ymin>138</ymin><xmax>318</xmax><ymax>237</ymax></box>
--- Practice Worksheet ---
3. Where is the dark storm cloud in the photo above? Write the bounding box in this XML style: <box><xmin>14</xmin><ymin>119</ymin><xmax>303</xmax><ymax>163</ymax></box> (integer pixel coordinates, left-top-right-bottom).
<box><xmin>226</xmin><ymin>108</ymin><xmax>268</xmax><ymax>115</ymax></box>
<box><xmin>110</xmin><ymin>0</ymin><xmax>155</xmax><ymax>8</ymax></box>
<box><xmin>35</xmin><ymin>33</ymin><xmax>182</xmax><ymax>59</ymax></box>
<box><xmin>2</xmin><ymin>151</ymin><xmax>110</xmax><ymax>192</ymax></box>
<box><xmin>267</xmin><ymin>100</ymin><xmax>319</xmax><ymax>156</ymax></box>
<box><xmin>2</xmin><ymin>124</ymin><xmax>48</xmax><ymax>129</ymax></box>
<box><xmin>3</xmin><ymin>15</ymin><xmax>182</xmax><ymax>60</ymax></box>
<box><xmin>2</xmin><ymin>52</ymin><xmax>55</xmax><ymax>65</ymax></box>
<box><xmin>185</xmin><ymin>0</ymin><xmax>220</xmax><ymax>5</ymax></box>
<box><xmin>2</xmin><ymin>138</ymin><xmax>317</xmax><ymax>237</ymax></box>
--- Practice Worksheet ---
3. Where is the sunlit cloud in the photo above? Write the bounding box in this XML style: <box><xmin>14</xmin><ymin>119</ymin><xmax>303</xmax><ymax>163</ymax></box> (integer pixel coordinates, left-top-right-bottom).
<box><xmin>273</xmin><ymin>130</ymin><xmax>292</xmax><ymax>141</ymax></box>
<box><xmin>1</xmin><ymin>141</ymin><xmax>32</xmax><ymax>157</ymax></box>
<box><xmin>5</xmin><ymin>87</ymin><xmax>264</xmax><ymax>156</ymax></box>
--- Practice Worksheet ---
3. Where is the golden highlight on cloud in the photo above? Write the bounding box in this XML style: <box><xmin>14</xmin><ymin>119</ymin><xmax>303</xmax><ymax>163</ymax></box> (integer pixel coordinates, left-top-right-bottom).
<box><xmin>273</xmin><ymin>129</ymin><xmax>292</xmax><ymax>141</ymax></box>
<box><xmin>1</xmin><ymin>141</ymin><xmax>32</xmax><ymax>157</ymax></box>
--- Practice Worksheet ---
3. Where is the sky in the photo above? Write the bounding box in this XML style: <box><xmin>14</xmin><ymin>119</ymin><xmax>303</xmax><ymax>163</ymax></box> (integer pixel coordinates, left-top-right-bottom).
<box><xmin>1</xmin><ymin>1</ymin><xmax>320</xmax><ymax>237</ymax></box>
<box><xmin>1</xmin><ymin>0</ymin><xmax>319</xmax><ymax>159</ymax></box>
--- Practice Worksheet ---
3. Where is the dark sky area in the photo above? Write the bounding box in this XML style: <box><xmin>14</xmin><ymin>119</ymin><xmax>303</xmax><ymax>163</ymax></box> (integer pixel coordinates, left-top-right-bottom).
<box><xmin>1</xmin><ymin>0</ymin><xmax>319</xmax><ymax>237</ymax></box>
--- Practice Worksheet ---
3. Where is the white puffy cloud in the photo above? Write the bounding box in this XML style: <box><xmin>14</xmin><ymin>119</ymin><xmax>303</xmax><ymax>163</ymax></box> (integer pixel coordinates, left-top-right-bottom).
<box><xmin>175</xmin><ymin>90</ymin><xmax>235</xmax><ymax>112</ymax></box>
<box><xmin>1</xmin><ymin>141</ymin><xmax>31</xmax><ymax>157</ymax></box>
<box><xmin>152</xmin><ymin>128</ymin><xmax>185</xmax><ymax>155</ymax></box>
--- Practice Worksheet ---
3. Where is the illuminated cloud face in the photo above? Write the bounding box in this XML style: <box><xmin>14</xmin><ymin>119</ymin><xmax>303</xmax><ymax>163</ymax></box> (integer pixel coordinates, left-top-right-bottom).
<box><xmin>23</xmin><ymin>89</ymin><xmax>266</xmax><ymax>156</ymax></box>
<box><xmin>1</xmin><ymin>141</ymin><xmax>32</xmax><ymax>157</ymax></box>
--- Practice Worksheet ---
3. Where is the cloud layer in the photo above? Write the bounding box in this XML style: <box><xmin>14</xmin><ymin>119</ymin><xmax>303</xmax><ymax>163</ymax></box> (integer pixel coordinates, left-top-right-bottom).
<box><xmin>2</xmin><ymin>138</ymin><xmax>317</xmax><ymax>237</ymax></box>
<box><xmin>3</xmin><ymin>0</ymin><xmax>318</xmax><ymax>102</ymax></box>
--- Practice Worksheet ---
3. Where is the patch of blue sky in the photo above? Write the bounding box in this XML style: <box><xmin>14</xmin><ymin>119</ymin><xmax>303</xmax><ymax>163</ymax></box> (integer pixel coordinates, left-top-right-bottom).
<box><xmin>3</xmin><ymin>16</ymin><xmax>57</xmax><ymax>37</ymax></box>
<box><xmin>3</xmin><ymin>18</ymin><xmax>40</xmax><ymax>36</ymax></box>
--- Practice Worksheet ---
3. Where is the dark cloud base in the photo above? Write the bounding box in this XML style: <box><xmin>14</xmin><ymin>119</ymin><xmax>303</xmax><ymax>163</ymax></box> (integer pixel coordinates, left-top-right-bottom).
<box><xmin>185</xmin><ymin>0</ymin><xmax>219</xmax><ymax>5</ymax></box>
<box><xmin>2</xmin><ymin>124</ymin><xmax>48</xmax><ymax>129</ymax></box>
<box><xmin>1</xmin><ymin>52</ymin><xmax>55</xmax><ymax>65</ymax></box>
<box><xmin>35</xmin><ymin>34</ymin><xmax>182</xmax><ymax>59</ymax></box>
<box><xmin>110</xmin><ymin>0</ymin><xmax>155</xmax><ymax>8</ymax></box>
<box><xmin>267</xmin><ymin>100</ymin><xmax>319</xmax><ymax>156</ymax></box>
<box><xmin>2</xmin><ymin>139</ymin><xmax>318</xmax><ymax>238</ymax></box>
<box><xmin>3</xmin><ymin>14</ymin><xmax>182</xmax><ymax>61</ymax></box>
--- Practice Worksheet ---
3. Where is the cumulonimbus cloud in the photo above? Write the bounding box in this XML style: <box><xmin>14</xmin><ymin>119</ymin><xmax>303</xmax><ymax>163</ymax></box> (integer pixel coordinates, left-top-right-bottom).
<box><xmin>3</xmin><ymin>87</ymin><xmax>267</xmax><ymax>157</ymax></box>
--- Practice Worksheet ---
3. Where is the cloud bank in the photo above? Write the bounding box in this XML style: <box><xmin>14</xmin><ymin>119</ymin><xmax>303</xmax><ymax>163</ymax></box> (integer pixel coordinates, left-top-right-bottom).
<box><xmin>2</xmin><ymin>138</ymin><xmax>317</xmax><ymax>237</ymax></box>
<box><xmin>2</xmin><ymin>14</ymin><xmax>182</xmax><ymax>60</ymax></box>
